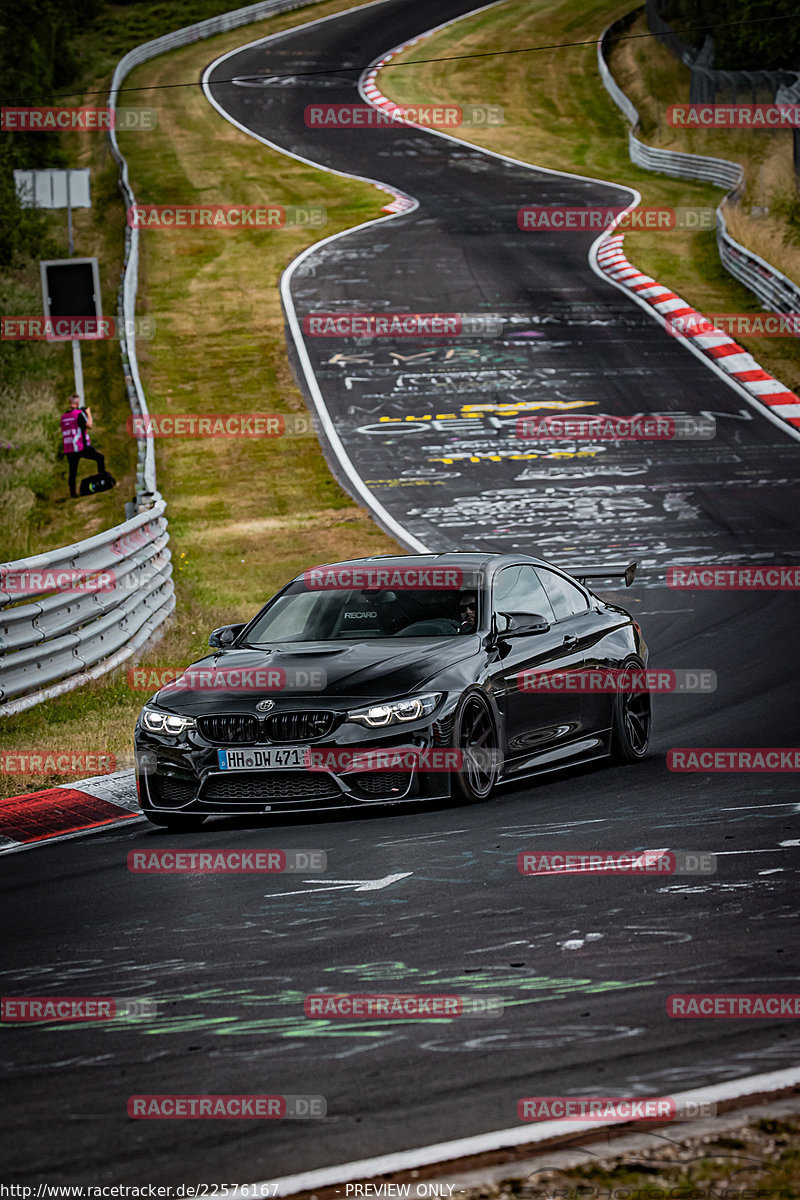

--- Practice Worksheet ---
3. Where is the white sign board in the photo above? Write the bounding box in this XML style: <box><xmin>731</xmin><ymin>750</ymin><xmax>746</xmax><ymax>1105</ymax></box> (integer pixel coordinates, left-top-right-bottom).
<box><xmin>14</xmin><ymin>168</ymin><xmax>91</xmax><ymax>209</ymax></box>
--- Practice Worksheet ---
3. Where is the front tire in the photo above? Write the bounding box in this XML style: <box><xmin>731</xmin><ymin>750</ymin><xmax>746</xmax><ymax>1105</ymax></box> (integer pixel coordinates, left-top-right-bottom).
<box><xmin>610</xmin><ymin>657</ymin><xmax>651</xmax><ymax>762</ymax></box>
<box><xmin>452</xmin><ymin>691</ymin><xmax>501</xmax><ymax>803</ymax></box>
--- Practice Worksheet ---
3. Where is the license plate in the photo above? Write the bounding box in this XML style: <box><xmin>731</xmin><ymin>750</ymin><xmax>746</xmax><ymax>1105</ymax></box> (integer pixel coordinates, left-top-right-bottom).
<box><xmin>217</xmin><ymin>746</ymin><xmax>310</xmax><ymax>770</ymax></box>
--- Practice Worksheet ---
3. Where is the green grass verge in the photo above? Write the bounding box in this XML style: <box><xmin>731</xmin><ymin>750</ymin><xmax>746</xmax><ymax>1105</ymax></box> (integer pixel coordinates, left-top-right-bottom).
<box><xmin>450</xmin><ymin>1111</ymin><xmax>800</xmax><ymax>1198</ymax></box>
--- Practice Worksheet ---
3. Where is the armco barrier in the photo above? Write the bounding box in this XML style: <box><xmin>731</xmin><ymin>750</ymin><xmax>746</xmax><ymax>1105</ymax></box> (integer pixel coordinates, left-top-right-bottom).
<box><xmin>598</xmin><ymin>16</ymin><xmax>800</xmax><ymax>316</ymax></box>
<box><xmin>716</xmin><ymin>208</ymin><xmax>800</xmax><ymax>314</ymax></box>
<box><xmin>0</xmin><ymin>502</ymin><xmax>174</xmax><ymax>716</ymax></box>
<box><xmin>596</xmin><ymin>10</ymin><xmax>641</xmax><ymax>127</ymax></box>
<box><xmin>628</xmin><ymin>129</ymin><xmax>743</xmax><ymax>191</ymax></box>
<box><xmin>2</xmin><ymin>0</ymin><xmax>319</xmax><ymax>716</ymax></box>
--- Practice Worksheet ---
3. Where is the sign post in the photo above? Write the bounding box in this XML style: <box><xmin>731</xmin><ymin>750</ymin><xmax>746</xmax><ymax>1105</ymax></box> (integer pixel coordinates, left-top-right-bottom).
<box><xmin>17</xmin><ymin>169</ymin><xmax>94</xmax><ymax>402</ymax></box>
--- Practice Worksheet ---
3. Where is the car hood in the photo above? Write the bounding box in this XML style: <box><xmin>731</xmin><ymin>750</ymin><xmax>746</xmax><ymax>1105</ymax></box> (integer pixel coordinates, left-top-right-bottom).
<box><xmin>151</xmin><ymin>637</ymin><xmax>483</xmax><ymax>714</ymax></box>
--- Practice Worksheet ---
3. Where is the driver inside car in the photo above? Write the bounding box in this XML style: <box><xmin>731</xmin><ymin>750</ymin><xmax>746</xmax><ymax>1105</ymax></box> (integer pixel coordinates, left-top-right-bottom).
<box><xmin>383</xmin><ymin>589</ymin><xmax>461</xmax><ymax>636</ymax></box>
<box><xmin>457</xmin><ymin>592</ymin><xmax>477</xmax><ymax>634</ymax></box>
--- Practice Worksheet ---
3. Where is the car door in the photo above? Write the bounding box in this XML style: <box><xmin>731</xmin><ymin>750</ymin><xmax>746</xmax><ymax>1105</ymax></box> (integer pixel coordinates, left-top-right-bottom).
<box><xmin>488</xmin><ymin>564</ymin><xmax>584</xmax><ymax>767</ymax></box>
<box><xmin>533</xmin><ymin>566</ymin><xmax>616</xmax><ymax>738</ymax></box>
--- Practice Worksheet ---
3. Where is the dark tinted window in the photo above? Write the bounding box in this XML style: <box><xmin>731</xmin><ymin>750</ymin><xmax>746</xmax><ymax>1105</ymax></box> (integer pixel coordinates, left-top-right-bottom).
<box><xmin>534</xmin><ymin>568</ymin><xmax>589</xmax><ymax>620</ymax></box>
<box><xmin>493</xmin><ymin>566</ymin><xmax>555</xmax><ymax>620</ymax></box>
<box><xmin>243</xmin><ymin>584</ymin><xmax>474</xmax><ymax>642</ymax></box>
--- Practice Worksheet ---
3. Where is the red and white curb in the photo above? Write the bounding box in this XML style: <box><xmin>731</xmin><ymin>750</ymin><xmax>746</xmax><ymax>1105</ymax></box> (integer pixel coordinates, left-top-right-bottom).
<box><xmin>0</xmin><ymin>770</ymin><xmax>141</xmax><ymax>854</ymax></box>
<box><xmin>595</xmin><ymin>234</ymin><xmax>800</xmax><ymax>433</ymax></box>
<box><xmin>354</xmin><ymin>48</ymin><xmax>414</xmax><ymax>212</ymax></box>
<box><xmin>360</xmin><ymin>4</ymin><xmax>502</xmax><ymax>141</ymax></box>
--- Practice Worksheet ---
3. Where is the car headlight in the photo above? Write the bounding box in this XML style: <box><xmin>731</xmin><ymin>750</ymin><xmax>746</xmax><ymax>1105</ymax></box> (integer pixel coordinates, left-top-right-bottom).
<box><xmin>347</xmin><ymin>692</ymin><xmax>441</xmax><ymax>728</ymax></box>
<box><xmin>140</xmin><ymin>706</ymin><xmax>196</xmax><ymax>736</ymax></box>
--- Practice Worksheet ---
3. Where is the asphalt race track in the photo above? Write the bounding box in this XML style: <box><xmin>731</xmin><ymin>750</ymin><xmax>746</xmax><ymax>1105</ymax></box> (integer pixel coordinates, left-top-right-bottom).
<box><xmin>3</xmin><ymin>0</ymin><xmax>800</xmax><ymax>1185</ymax></box>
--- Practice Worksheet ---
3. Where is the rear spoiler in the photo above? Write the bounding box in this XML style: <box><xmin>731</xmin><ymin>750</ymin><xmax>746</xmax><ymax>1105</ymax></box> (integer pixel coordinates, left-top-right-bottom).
<box><xmin>566</xmin><ymin>561</ymin><xmax>637</xmax><ymax>588</ymax></box>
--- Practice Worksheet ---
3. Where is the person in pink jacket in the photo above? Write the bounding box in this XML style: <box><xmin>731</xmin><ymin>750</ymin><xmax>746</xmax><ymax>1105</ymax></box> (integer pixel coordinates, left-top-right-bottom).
<box><xmin>60</xmin><ymin>394</ymin><xmax>106</xmax><ymax>498</ymax></box>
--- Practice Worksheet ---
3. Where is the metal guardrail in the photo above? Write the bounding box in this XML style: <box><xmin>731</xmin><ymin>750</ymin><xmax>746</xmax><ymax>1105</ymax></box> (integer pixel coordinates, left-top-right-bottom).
<box><xmin>596</xmin><ymin>13</ymin><xmax>641</xmax><ymax>127</ymax></box>
<box><xmin>598</xmin><ymin>16</ymin><xmax>800</xmax><ymax>317</ymax></box>
<box><xmin>628</xmin><ymin>129</ymin><xmax>744</xmax><ymax>190</ymax></box>
<box><xmin>598</xmin><ymin>13</ymin><xmax>744</xmax><ymax>192</ymax></box>
<box><xmin>2</xmin><ymin>0</ymin><xmax>318</xmax><ymax>717</ymax></box>
<box><xmin>717</xmin><ymin>209</ymin><xmax>800</xmax><ymax>313</ymax></box>
<box><xmin>0</xmin><ymin>502</ymin><xmax>174</xmax><ymax>715</ymax></box>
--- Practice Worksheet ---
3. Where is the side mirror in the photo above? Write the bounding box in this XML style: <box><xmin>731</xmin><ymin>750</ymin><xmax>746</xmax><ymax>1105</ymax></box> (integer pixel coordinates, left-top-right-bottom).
<box><xmin>208</xmin><ymin>623</ymin><xmax>245</xmax><ymax>649</ymax></box>
<box><xmin>498</xmin><ymin>612</ymin><xmax>551</xmax><ymax>637</ymax></box>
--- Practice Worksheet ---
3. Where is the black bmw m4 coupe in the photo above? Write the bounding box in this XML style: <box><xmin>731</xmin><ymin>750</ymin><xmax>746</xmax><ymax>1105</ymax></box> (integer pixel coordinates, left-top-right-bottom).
<box><xmin>134</xmin><ymin>553</ymin><xmax>650</xmax><ymax>828</ymax></box>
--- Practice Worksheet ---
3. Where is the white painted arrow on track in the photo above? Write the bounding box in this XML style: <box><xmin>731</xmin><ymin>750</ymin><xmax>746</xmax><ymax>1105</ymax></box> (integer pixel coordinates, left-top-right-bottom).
<box><xmin>264</xmin><ymin>872</ymin><xmax>412</xmax><ymax>898</ymax></box>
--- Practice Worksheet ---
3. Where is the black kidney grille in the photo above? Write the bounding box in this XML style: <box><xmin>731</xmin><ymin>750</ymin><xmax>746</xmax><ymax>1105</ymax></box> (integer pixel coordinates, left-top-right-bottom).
<box><xmin>263</xmin><ymin>711</ymin><xmax>336</xmax><ymax>742</ymax></box>
<box><xmin>197</xmin><ymin>711</ymin><xmax>335</xmax><ymax>744</ymax></box>
<box><xmin>201</xmin><ymin>772</ymin><xmax>340</xmax><ymax>803</ymax></box>
<box><xmin>197</xmin><ymin>715</ymin><xmax>261</xmax><ymax>743</ymax></box>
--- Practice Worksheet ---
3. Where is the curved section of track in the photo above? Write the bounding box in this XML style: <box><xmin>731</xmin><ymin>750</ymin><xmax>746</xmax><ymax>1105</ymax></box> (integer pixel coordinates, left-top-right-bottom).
<box><xmin>205</xmin><ymin>0</ymin><xmax>800</xmax><ymax>581</ymax></box>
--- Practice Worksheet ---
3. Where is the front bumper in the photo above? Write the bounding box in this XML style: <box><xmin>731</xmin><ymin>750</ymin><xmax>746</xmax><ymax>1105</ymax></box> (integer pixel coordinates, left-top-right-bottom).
<box><xmin>134</xmin><ymin>702</ymin><xmax>457</xmax><ymax>818</ymax></box>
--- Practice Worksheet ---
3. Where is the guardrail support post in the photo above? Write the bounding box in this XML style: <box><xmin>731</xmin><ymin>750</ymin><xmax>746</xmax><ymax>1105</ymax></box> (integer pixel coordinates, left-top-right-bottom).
<box><xmin>71</xmin><ymin>340</ymin><xmax>85</xmax><ymax>404</ymax></box>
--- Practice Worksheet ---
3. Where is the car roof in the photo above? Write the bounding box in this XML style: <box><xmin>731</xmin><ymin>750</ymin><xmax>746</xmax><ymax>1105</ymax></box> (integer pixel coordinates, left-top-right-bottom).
<box><xmin>293</xmin><ymin>552</ymin><xmax>568</xmax><ymax>582</ymax></box>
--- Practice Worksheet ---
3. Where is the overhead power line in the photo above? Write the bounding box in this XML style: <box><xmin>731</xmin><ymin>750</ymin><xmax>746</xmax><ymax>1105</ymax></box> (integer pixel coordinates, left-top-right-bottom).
<box><xmin>1</xmin><ymin>12</ymin><xmax>796</xmax><ymax>105</ymax></box>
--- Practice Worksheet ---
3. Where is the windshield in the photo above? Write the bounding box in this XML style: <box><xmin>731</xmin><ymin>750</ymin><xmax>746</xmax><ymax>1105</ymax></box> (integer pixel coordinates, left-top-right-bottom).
<box><xmin>242</xmin><ymin>583</ymin><xmax>480</xmax><ymax>644</ymax></box>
